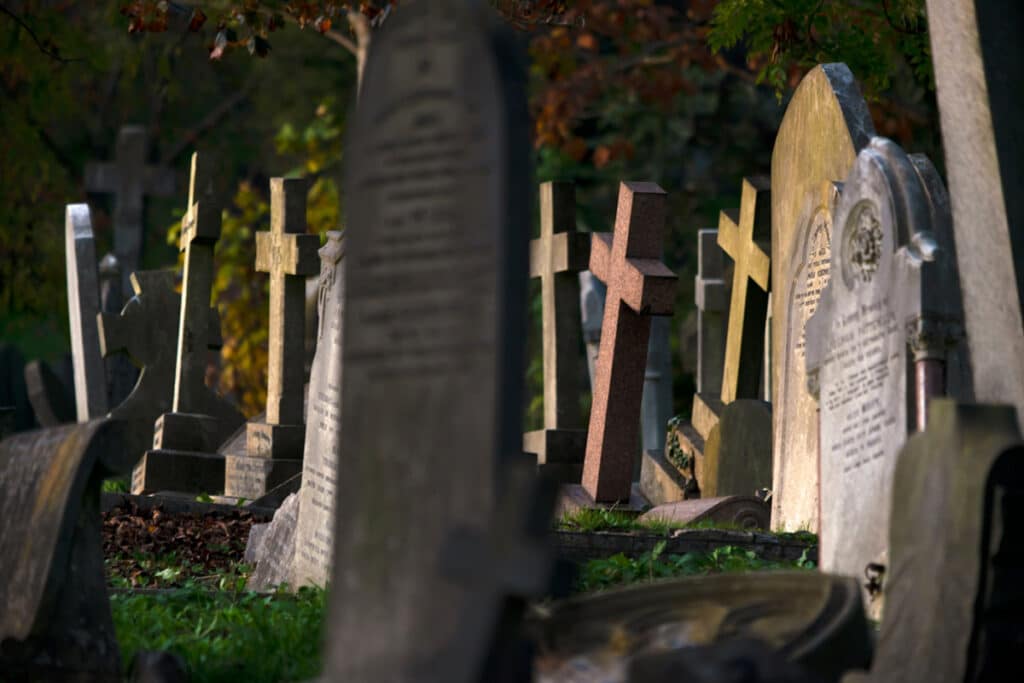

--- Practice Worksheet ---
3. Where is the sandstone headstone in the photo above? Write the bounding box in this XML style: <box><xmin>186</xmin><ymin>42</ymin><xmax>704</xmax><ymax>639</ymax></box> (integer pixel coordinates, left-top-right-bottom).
<box><xmin>65</xmin><ymin>204</ymin><xmax>108</xmax><ymax>422</ymax></box>
<box><xmin>225</xmin><ymin>178</ymin><xmax>318</xmax><ymax>499</ymax></box>
<box><xmin>523</xmin><ymin>181</ymin><xmax>589</xmax><ymax>483</ymax></box>
<box><xmin>24</xmin><ymin>360</ymin><xmax>75</xmax><ymax>427</ymax></box>
<box><xmin>321</xmin><ymin>3</ymin><xmax>548</xmax><ymax>679</ymax></box>
<box><xmin>806</xmin><ymin>138</ymin><xmax>965</xmax><ymax>613</ymax></box>
<box><xmin>581</xmin><ymin>182</ymin><xmax>677</xmax><ymax>503</ymax></box>
<box><xmin>85</xmin><ymin>125</ymin><xmax>175</xmax><ymax>294</ymax></box>
<box><xmin>699</xmin><ymin>399</ymin><xmax>772</xmax><ymax>499</ymax></box>
<box><xmin>842</xmin><ymin>400</ymin><xmax>1024</xmax><ymax>683</ymax></box>
<box><xmin>926</xmin><ymin>0</ymin><xmax>1024</xmax><ymax>420</ymax></box>
<box><xmin>0</xmin><ymin>419</ymin><xmax>123</xmax><ymax>680</ymax></box>
<box><xmin>770</xmin><ymin>64</ymin><xmax>875</xmax><ymax>533</ymax></box>
<box><xmin>98</xmin><ymin>252</ymin><xmax>138</xmax><ymax>409</ymax></box>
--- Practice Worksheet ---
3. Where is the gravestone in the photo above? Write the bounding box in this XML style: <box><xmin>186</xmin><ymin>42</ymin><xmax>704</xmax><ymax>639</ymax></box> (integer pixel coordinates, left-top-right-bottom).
<box><xmin>639</xmin><ymin>495</ymin><xmax>770</xmax><ymax>530</ymax></box>
<box><xmin>85</xmin><ymin>125</ymin><xmax>175</xmax><ymax>294</ymax></box>
<box><xmin>523</xmin><ymin>181</ymin><xmax>589</xmax><ymax>483</ymax></box>
<box><xmin>926</xmin><ymin>0</ymin><xmax>1024</xmax><ymax>420</ymax></box>
<box><xmin>134</xmin><ymin>153</ymin><xmax>244</xmax><ymax>495</ymax></box>
<box><xmin>99</xmin><ymin>270</ymin><xmax>220</xmax><ymax>472</ymax></box>
<box><xmin>699</xmin><ymin>399</ymin><xmax>772</xmax><ymax>499</ymax></box>
<box><xmin>24</xmin><ymin>360</ymin><xmax>75</xmax><ymax>427</ymax></box>
<box><xmin>641</xmin><ymin>316</ymin><xmax>673</xmax><ymax>454</ymax></box>
<box><xmin>224</xmin><ymin>178</ymin><xmax>318</xmax><ymax>499</ymax></box>
<box><xmin>580</xmin><ymin>181</ymin><xmax>677</xmax><ymax>504</ymax></box>
<box><xmin>321</xmin><ymin>2</ymin><xmax>548</xmax><ymax>679</ymax></box>
<box><xmin>841</xmin><ymin>400</ymin><xmax>1024</xmax><ymax>683</ymax></box>
<box><xmin>0</xmin><ymin>418</ymin><xmax>124</xmax><ymax>680</ymax></box>
<box><xmin>99</xmin><ymin>252</ymin><xmax>138</xmax><ymax>409</ymax></box>
<box><xmin>806</xmin><ymin>138</ymin><xmax>965</xmax><ymax>614</ymax></box>
<box><xmin>0</xmin><ymin>345</ymin><xmax>34</xmax><ymax>432</ymax></box>
<box><xmin>771</xmin><ymin>63</ymin><xmax>875</xmax><ymax>533</ymax></box>
<box><xmin>579</xmin><ymin>270</ymin><xmax>605</xmax><ymax>391</ymax></box>
<box><xmin>65</xmin><ymin>204</ymin><xmax>108</xmax><ymax>422</ymax></box>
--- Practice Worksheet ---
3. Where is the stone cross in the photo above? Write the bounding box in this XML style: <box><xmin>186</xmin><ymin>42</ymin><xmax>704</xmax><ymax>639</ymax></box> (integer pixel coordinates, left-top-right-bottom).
<box><xmin>718</xmin><ymin>177</ymin><xmax>771</xmax><ymax>405</ymax></box>
<box><xmin>695</xmin><ymin>229</ymin><xmax>729</xmax><ymax>396</ymax></box>
<box><xmin>85</xmin><ymin>125</ymin><xmax>175</xmax><ymax>294</ymax></box>
<box><xmin>172</xmin><ymin>152</ymin><xmax>222</xmax><ymax>415</ymax></box>
<box><xmin>65</xmin><ymin>204</ymin><xmax>108</xmax><ymax>422</ymax></box>
<box><xmin>523</xmin><ymin>182</ymin><xmax>589</xmax><ymax>478</ymax></box>
<box><xmin>581</xmin><ymin>182</ymin><xmax>677</xmax><ymax>503</ymax></box>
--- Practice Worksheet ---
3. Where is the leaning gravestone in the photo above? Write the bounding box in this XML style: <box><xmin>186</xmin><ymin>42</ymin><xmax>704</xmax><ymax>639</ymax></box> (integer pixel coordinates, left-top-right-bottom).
<box><xmin>24</xmin><ymin>360</ymin><xmax>75</xmax><ymax>427</ymax></box>
<box><xmin>926</xmin><ymin>0</ymin><xmax>1024</xmax><ymax>420</ymax></box>
<box><xmin>770</xmin><ymin>63</ymin><xmax>875</xmax><ymax>533</ymax></box>
<box><xmin>0</xmin><ymin>418</ymin><xmax>124</xmax><ymax>680</ymax></box>
<box><xmin>841</xmin><ymin>400</ymin><xmax>1024</xmax><ymax>683</ymax></box>
<box><xmin>320</xmin><ymin>2</ymin><xmax>551</xmax><ymax>680</ymax></box>
<box><xmin>65</xmin><ymin>204</ymin><xmax>109</xmax><ymax>422</ymax></box>
<box><xmin>806</xmin><ymin>138</ymin><xmax>965</xmax><ymax>615</ymax></box>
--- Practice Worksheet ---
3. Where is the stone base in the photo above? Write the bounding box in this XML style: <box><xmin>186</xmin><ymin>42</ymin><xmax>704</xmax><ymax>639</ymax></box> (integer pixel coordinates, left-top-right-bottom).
<box><xmin>699</xmin><ymin>400</ymin><xmax>772</xmax><ymax>499</ymax></box>
<box><xmin>131</xmin><ymin>449</ymin><xmax>226</xmax><ymax>495</ymax></box>
<box><xmin>153</xmin><ymin>412</ymin><xmax>223</xmax><ymax>452</ymax></box>
<box><xmin>555</xmin><ymin>483</ymin><xmax>649</xmax><ymax>519</ymax></box>
<box><xmin>224</xmin><ymin>455</ymin><xmax>303</xmax><ymax>500</ymax></box>
<box><xmin>639</xmin><ymin>495</ymin><xmax>771</xmax><ymax>530</ymax></box>
<box><xmin>538</xmin><ymin>462</ymin><xmax>583</xmax><ymax>484</ymax></box>
<box><xmin>691</xmin><ymin>392</ymin><xmax>723</xmax><ymax>440</ymax></box>
<box><xmin>640</xmin><ymin>448</ymin><xmax>698</xmax><ymax>505</ymax></box>
<box><xmin>246</xmin><ymin>421</ymin><xmax>305</xmax><ymax>459</ymax></box>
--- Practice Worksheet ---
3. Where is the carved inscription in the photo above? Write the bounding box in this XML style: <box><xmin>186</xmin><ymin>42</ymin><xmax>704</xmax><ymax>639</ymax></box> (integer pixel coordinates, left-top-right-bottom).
<box><xmin>793</xmin><ymin>210</ymin><xmax>832</xmax><ymax>359</ymax></box>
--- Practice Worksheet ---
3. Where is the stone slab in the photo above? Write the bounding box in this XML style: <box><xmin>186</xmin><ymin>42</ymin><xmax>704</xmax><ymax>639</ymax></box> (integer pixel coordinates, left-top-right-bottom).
<box><xmin>690</xmin><ymin>392</ymin><xmax>722</xmax><ymax>440</ymax></box>
<box><xmin>698</xmin><ymin>399</ymin><xmax>772</xmax><ymax>499</ymax></box>
<box><xmin>245</xmin><ymin>420</ymin><xmax>305</xmax><ymax>460</ymax></box>
<box><xmin>153</xmin><ymin>411</ymin><xmax>222</xmax><ymax>452</ymax></box>
<box><xmin>555</xmin><ymin>483</ymin><xmax>649</xmax><ymax>518</ymax></box>
<box><xmin>131</xmin><ymin>449</ymin><xmax>225</xmax><ymax>495</ymax></box>
<box><xmin>523</xmin><ymin>427</ymin><xmax>586</xmax><ymax>465</ymax></box>
<box><xmin>639</xmin><ymin>495</ymin><xmax>770</xmax><ymax>530</ymax></box>
<box><xmin>639</xmin><ymin>447</ymin><xmax>695</xmax><ymax>505</ymax></box>
<box><xmin>224</xmin><ymin>455</ymin><xmax>302</xmax><ymax>500</ymax></box>
<box><xmin>246</xmin><ymin>492</ymin><xmax>299</xmax><ymax>590</ymax></box>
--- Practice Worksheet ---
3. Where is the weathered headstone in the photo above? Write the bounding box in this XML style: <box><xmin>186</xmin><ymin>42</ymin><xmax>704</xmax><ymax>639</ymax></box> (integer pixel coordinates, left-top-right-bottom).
<box><xmin>98</xmin><ymin>252</ymin><xmax>138</xmax><ymax>410</ymax></box>
<box><xmin>523</xmin><ymin>181</ymin><xmax>589</xmax><ymax>483</ymax></box>
<box><xmin>641</xmin><ymin>316</ymin><xmax>673</xmax><ymax>454</ymax></box>
<box><xmin>24</xmin><ymin>360</ymin><xmax>75</xmax><ymax>427</ymax></box>
<box><xmin>925</xmin><ymin>0</ymin><xmax>1024</xmax><ymax>421</ymax></box>
<box><xmin>321</xmin><ymin>2</ymin><xmax>548</xmax><ymax>679</ymax></box>
<box><xmin>134</xmin><ymin>153</ymin><xmax>244</xmax><ymax>494</ymax></box>
<box><xmin>699</xmin><ymin>399</ymin><xmax>772</xmax><ymax>499</ymax></box>
<box><xmin>65</xmin><ymin>204</ymin><xmax>108</xmax><ymax>422</ymax></box>
<box><xmin>0</xmin><ymin>419</ymin><xmax>124</xmax><ymax>680</ymax></box>
<box><xmin>841</xmin><ymin>400</ymin><xmax>1024</xmax><ymax>683</ymax></box>
<box><xmin>224</xmin><ymin>178</ymin><xmax>318</xmax><ymax>499</ymax></box>
<box><xmin>245</xmin><ymin>491</ymin><xmax>299</xmax><ymax>590</ymax></box>
<box><xmin>85</xmin><ymin>125</ymin><xmax>175</xmax><ymax>294</ymax></box>
<box><xmin>580</xmin><ymin>181</ymin><xmax>677</xmax><ymax>504</ymax></box>
<box><xmin>639</xmin><ymin>495</ymin><xmax>770</xmax><ymax>530</ymax></box>
<box><xmin>579</xmin><ymin>270</ymin><xmax>605</xmax><ymax>391</ymax></box>
<box><xmin>770</xmin><ymin>63</ymin><xmax>875</xmax><ymax>533</ymax></box>
<box><xmin>806</xmin><ymin>138</ymin><xmax>965</xmax><ymax>614</ymax></box>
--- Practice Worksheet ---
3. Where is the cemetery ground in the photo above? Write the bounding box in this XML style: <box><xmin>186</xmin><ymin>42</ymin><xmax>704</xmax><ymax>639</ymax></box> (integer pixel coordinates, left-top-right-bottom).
<box><xmin>99</xmin><ymin>489</ymin><xmax>816</xmax><ymax>682</ymax></box>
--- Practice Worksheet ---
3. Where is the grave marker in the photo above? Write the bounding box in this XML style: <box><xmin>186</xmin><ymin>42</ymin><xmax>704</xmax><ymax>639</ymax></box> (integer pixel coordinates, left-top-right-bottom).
<box><xmin>695</xmin><ymin>228</ymin><xmax>729</xmax><ymax>397</ymax></box>
<box><xmin>85</xmin><ymin>125</ymin><xmax>175</xmax><ymax>293</ymax></box>
<box><xmin>579</xmin><ymin>270</ymin><xmax>605</xmax><ymax>391</ymax></box>
<box><xmin>581</xmin><ymin>181</ymin><xmax>677</xmax><ymax>503</ymax></box>
<box><xmin>24</xmin><ymin>360</ymin><xmax>75</xmax><ymax>427</ymax></box>
<box><xmin>641</xmin><ymin>316</ymin><xmax>673</xmax><ymax>454</ymax></box>
<box><xmin>225</xmin><ymin>178</ymin><xmax>318</xmax><ymax>499</ymax></box>
<box><xmin>770</xmin><ymin>64</ymin><xmax>875</xmax><ymax>533</ymax></box>
<box><xmin>523</xmin><ymin>181</ymin><xmax>589</xmax><ymax>482</ymax></box>
<box><xmin>65</xmin><ymin>204</ymin><xmax>108</xmax><ymax>422</ymax></box>
<box><xmin>98</xmin><ymin>252</ymin><xmax>138</xmax><ymax>409</ymax></box>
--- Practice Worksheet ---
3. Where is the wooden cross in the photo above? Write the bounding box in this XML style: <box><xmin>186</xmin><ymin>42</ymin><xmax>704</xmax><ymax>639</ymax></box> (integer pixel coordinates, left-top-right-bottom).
<box><xmin>255</xmin><ymin>178</ymin><xmax>319</xmax><ymax>426</ymax></box>
<box><xmin>581</xmin><ymin>182</ymin><xmax>677</xmax><ymax>503</ymax></box>
<box><xmin>718</xmin><ymin>176</ymin><xmax>771</xmax><ymax>404</ymax></box>
<box><xmin>172</xmin><ymin>152</ymin><xmax>223</xmax><ymax>414</ymax></box>
<box><xmin>85</xmin><ymin>125</ymin><xmax>175</xmax><ymax>292</ymax></box>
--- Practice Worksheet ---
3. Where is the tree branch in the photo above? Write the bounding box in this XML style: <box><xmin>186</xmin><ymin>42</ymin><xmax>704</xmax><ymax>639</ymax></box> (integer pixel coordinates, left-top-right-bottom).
<box><xmin>0</xmin><ymin>2</ymin><xmax>82</xmax><ymax>64</ymax></box>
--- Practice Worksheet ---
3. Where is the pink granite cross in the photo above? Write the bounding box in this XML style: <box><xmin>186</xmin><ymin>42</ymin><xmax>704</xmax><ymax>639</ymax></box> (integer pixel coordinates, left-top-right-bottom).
<box><xmin>582</xmin><ymin>182</ymin><xmax>677</xmax><ymax>503</ymax></box>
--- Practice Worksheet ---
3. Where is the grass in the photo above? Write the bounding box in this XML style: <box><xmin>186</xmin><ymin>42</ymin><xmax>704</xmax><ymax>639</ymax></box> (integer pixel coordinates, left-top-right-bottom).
<box><xmin>556</xmin><ymin>508</ymin><xmax>819</xmax><ymax>544</ymax></box>
<box><xmin>111</xmin><ymin>587</ymin><xmax>326</xmax><ymax>683</ymax></box>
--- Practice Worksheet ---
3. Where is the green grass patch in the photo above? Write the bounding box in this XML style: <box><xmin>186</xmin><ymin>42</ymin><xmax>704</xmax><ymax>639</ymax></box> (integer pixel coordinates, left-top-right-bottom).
<box><xmin>102</xmin><ymin>478</ymin><xmax>129</xmax><ymax>493</ymax></box>
<box><xmin>556</xmin><ymin>508</ymin><xmax>819</xmax><ymax>544</ymax></box>
<box><xmin>574</xmin><ymin>542</ymin><xmax>817</xmax><ymax>594</ymax></box>
<box><xmin>111</xmin><ymin>587</ymin><xmax>325</xmax><ymax>683</ymax></box>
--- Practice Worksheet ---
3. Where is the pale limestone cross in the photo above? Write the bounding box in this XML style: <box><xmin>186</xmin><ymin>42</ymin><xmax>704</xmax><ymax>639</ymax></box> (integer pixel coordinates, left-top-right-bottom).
<box><xmin>255</xmin><ymin>178</ymin><xmax>319</xmax><ymax>427</ymax></box>
<box><xmin>718</xmin><ymin>176</ymin><xmax>771</xmax><ymax>405</ymax></box>
<box><xmin>85</xmin><ymin>125</ymin><xmax>175</xmax><ymax>293</ymax></box>
<box><xmin>581</xmin><ymin>182</ymin><xmax>677</xmax><ymax>503</ymax></box>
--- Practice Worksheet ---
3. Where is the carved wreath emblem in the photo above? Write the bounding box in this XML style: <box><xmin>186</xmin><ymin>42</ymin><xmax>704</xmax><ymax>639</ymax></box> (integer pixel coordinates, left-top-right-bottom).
<box><xmin>844</xmin><ymin>201</ymin><xmax>883</xmax><ymax>285</ymax></box>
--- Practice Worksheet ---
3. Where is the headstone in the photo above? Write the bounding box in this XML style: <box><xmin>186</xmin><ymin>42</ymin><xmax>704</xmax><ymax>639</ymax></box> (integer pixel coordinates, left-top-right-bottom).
<box><xmin>224</xmin><ymin>178</ymin><xmax>319</xmax><ymax>499</ymax></box>
<box><xmin>135</xmin><ymin>153</ymin><xmax>244</xmax><ymax>495</ymax></box>
<box><xmin>85</xmin><ymin>125</ymin><xmax>175</xmax><ymax>294</ymax></box>
<box><xmin>523</xmin><ymin>181</ymin><xmax>589</xmax><ymax>483</ymax></box>
<box><xmin>321</xmin><ymin>3</ymin><xmax>549</xmax><ymax>680</ymax></box>
<box><xmin>770</xmin><ymin>63</ymin><xmax>875</xmax><ymax>533</ymax></box>
<box><xmin>291</xmin><ymin>231</ymin><xmax>345</xmax><ymax>587</ymax></box>
<box><xmin>0</xmin><ymin>345</ymin><xmax>34</xmax><ymax>432</ymax></box>
<box><xmin>841</xmin><ymin>400</ymin><xmax>1024</xmax><ymax>683</ymax></box>
<box><xmin>580</xmin><ymin>181</ymin><xmax>677</xmax><ymax>503</ymax></box>
<box><xmin>98</xmin><ymin>252</ymin><xmax>138</xmax><ymax>409</ymax></box>
<box><xmin>639</xmin><ymin>495</ymin><xmax>770</xmax><ymax>530</ymax></box>
<box><xmin>245</xmin><ymin>491</ymin><xmax>299</xmax><ymax>590</ymax></box>
<box><xmin>534</xmin><ymin>572</ymin><xmax>872</xmax><ymax>683</ymax></box>
<box><xmin>640</xmin><ymin>316</ymin><xmax>673</xmax><ymax>454</ymax></box>
<box><xmin>0</xmin><ymin>419</ymin><xmax>124</xmax><ymax>680</ymax></box>
<box><xmin>806</xmin><ymin>138</ymin><xmax>965</xmax><ymax>614</ymax></box>
<box><xmin>925</xmin><ymin>0</ymin><xmax>1024</xmax><ymax>419</ymax></box>
<box><xmin>65</xmin><ymin>204</ymin><xmax>108</xmax><ymax>422</ymax></box>
<box><xmin>579</xmin><ymin>270</ymin><xmax>605</xmax><ymax>391</ymax></box>
<box><xmin>24</xmin><ymin>360</ymin><xmax>75</xmax><ymax>427</ymax></box>
<box><xmin>98</xmin><ymin>270</ymin><xmax>220</xmax><ymax>473</ymax></box>
<box><xmin>699</xmin><ymin>399</ymin><xmax>772</xmax><ymax>499</ymax></box>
